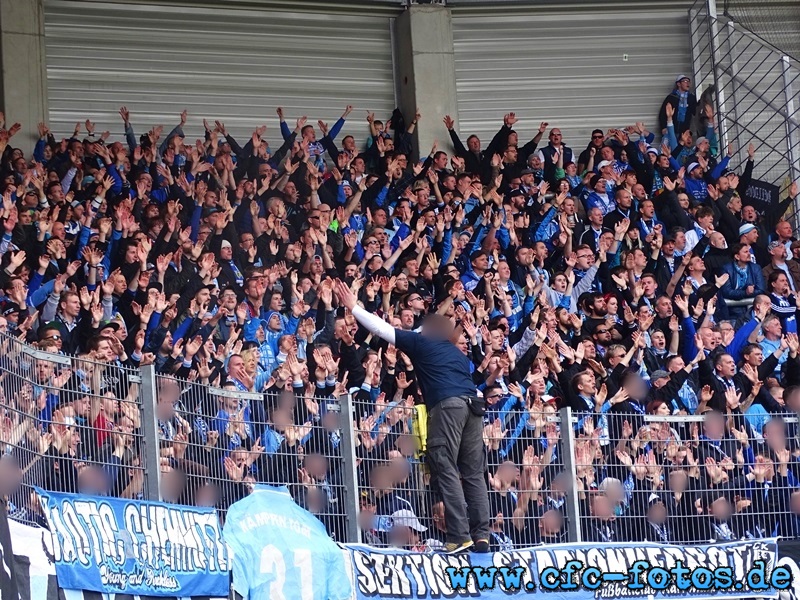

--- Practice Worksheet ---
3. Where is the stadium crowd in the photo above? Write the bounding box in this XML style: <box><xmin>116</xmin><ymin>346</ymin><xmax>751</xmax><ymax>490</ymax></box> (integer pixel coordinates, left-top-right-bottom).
<box><xmin>2</xmin><ymin>72</ymin><xmax>800</xmax><ymax>551</ymax></box>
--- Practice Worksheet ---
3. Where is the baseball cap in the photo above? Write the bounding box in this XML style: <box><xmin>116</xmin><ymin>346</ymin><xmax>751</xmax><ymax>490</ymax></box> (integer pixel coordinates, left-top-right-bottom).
<box><xmin>695</xmin><ymin>136</ymin><xmax>709</xmax><ymax>146</ymax></box>
<box><xmin>675</xmin><ymin>74</ymin><xmax>690</xmax><ymax>83</ymax></box>
<box><xmin>520</xmin><ymin>167</ymin><xmax>535</xmax><ymax>175</ymax></box>
<box><xmin>390</xmin><ymin>509</ymin><xmax>427</xmax><ymax>532</ymax></box>
<box><xmin>651</xmin><ymin>370</ymin><xmax>670</xmax><ymax>382</ymax></box>
<box><xmin>687</xmin><ymin>162</ymin><xmax>701</xmax><ymax>173</ymax></box>
<box><xmin>768</xmin><ymin>240</ymin><xmax>783</xmax><ymax>252</ymax></box>
<box><xmin>597</xmin><ymin>160</ymin><xmax>612</xmax><ymax>169</ymax></box>
<box><xmin>507</xmin><ymin>188</ymin><xmax>525</xmax><ymax>198</ymax></box>
<box><xmin>739</xmin><ymin>223</ymin><xmax>756</xmax><ymax>237</ymax></box>
<box><xmin>98</xmin><ymin>319</ymin><xmax>120</xmax><ymax>333</ymax></box>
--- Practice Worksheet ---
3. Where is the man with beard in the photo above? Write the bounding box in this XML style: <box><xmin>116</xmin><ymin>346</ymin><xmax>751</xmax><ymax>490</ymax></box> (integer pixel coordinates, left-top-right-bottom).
<box><xmin>580</xmin><ymin>292</ymin><xmax>608</xmax><ymax>335</ymax></box>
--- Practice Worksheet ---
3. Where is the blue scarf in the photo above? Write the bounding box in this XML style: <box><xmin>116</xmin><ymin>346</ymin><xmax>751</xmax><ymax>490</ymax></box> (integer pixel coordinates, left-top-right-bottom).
<box><xmin>676</xmin><ymin>90</ymin><xmax>689</xmax><ymax>123</ymax></box>
<box><xmin>733</xmin><ymin>263</ymin><xmax>748</xmax><ymax>289</ymax></box>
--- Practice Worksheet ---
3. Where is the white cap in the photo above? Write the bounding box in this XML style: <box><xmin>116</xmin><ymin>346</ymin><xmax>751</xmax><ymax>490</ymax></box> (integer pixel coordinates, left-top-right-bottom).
<box><xmin>675</xmin><ymin>74</ymin><xmax>690</xmax><ymax>83</ymax></box>
<box><xmin>221</xmin><ymin>239</ymin><xmax>232</xmax><ymax>249</ymax></box>
<box><xmin>597</xmin><ymin>160</ymin><xmax>612</xmax><ymax>169</ymax></box>
<box><xmin>390</xmin><ymin>509</ymin><xmax>427</xmax><ymax>532</ymax></box>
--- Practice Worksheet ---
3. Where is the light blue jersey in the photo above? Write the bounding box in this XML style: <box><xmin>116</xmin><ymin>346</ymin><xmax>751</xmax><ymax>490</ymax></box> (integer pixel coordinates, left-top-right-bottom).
<box><xmin>223</xmin><ymin>486</ymin><xmax>352</xmax><ymax>600</ymax></box>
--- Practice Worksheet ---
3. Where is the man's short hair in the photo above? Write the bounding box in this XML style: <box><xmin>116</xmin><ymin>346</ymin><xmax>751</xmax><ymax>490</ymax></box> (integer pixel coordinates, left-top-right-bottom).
<box><xmin>695</xmin><ymin>206</ymin><xmax>714</xmax><ymax>220</ymax></box>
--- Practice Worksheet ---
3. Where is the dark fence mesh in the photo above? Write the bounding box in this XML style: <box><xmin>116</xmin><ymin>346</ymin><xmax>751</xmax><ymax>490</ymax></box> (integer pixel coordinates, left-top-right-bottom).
<box><xmin>724</xmin><ymin>0</ymin><xmax>800</xmax><ymax>61</ymax></box>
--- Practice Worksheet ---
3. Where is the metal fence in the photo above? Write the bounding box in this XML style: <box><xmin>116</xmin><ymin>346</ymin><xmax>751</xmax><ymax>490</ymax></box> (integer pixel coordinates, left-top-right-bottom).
<box><xmin>0</xmin><ymin>332</ymin><xmax>149</xmax><ymax>526</ymax></box>
<box><xmin>3</xmin><ymin>330</ymin><xmax>800</xmax><ymax>548</ymax></box>
<box><xmin>574</xmin><ymin>409</ymin><xmax>800</xmax><ymax>544</ymax></box>
<box><xmin>689</xmin><ymin>0</ymin><xmax>800</xmax><ymax>225</ymax></box>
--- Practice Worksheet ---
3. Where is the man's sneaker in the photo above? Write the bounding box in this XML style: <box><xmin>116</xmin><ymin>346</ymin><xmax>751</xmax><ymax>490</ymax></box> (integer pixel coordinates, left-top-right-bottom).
<box><xmin>472</xmin><ymin>539</ymin><xmax>490</xmax><ymax>553</ymax></box>
<box><xmin>444</xmin><ymin>540</ymin><xmax>474</xmax><ymax>554</ymax></box>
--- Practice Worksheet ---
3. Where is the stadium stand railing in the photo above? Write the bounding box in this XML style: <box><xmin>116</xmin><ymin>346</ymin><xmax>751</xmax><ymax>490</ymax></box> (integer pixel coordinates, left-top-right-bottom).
<box><xmin>690</xmin><ymin>0</ymin><xmax>800</xmax><ymax>226</ymax></box>
<box><xmin>3</xmin><ymin>330</ymin><xmax>800</xmax><ymax>546</ymax></box>
<box><xmin>0</xmin><ymin>332</ymin><xmax>149</xmax><ymax>525</ymax></box>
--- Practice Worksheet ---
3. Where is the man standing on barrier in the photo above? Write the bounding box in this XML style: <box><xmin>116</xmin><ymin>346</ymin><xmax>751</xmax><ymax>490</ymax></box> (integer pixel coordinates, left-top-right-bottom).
<box><xmin>334</xmin><ymin>280</ymin><xmax>490</xmax><ymax>554</ymax></box>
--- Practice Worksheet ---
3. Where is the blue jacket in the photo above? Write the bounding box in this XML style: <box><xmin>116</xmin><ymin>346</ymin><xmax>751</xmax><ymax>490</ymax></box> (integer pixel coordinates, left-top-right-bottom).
<box><xmin>720</xmin><ymin>262</ymin><xmax>766</xmax><ymax>300</ymax></box>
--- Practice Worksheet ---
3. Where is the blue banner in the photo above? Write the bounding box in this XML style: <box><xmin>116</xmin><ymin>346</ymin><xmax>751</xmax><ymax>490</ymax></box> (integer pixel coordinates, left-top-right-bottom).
<box><xmin>35</xmin><ymin>489</ymin><xmax>230</xmax><ymax>598</ymax></box>
<box><xmin>342</xmin><ymin>539</ymin><xmax>788</xmax><ymax>599</ymax></box>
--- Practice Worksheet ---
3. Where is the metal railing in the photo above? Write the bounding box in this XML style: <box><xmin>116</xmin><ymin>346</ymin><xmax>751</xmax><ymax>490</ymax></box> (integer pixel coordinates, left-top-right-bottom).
<box><xmin>689</xmin><ymin>0</ymin><xmax>800</xmax><ymax>224</ymax></box>
<box><xmin>3</xmin><ymin>329</ymin><xmax>800</xmax><ymax>547</ymax></box>
<box><xmin>0</xmin><ymin>333</ymin><xmax>149</xmax><ymax>526</ymax></box>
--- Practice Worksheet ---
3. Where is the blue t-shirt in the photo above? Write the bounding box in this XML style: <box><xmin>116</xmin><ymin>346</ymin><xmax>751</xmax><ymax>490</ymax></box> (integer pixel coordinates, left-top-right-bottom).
<box><xmin>394</xmin><ymin>329</ymin><xmax>476</xmax><ymax>407</ymax></box>
<box><xmin>223</xmin><ymin>486</ymin><xmax>352</xmax><ymax>600</ymax></box>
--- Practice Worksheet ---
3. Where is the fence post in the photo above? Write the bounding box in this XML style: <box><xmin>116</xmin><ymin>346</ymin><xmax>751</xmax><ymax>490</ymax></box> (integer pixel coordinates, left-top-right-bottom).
<box><xmin>339</xmin><ymin>392</ymin><xmax>362</xmax><ymax>544</ymax></box>
<box><xmin>783</xmin><ymin>56</ymin><xmax>800</xmax><ymax>187</ymax></box>
<box><xmin>558</xmin><ymin>407</ymin><xmax>582</xmax><ymax>543</ymax></box>
<box><xmin>707</xmin><ymin>0</ymin><xmax>730</xmax><ymax>150</ymax></box>
<box><xmin>139</xmin><ymin>364</ymin><xmax>162</xmax><ymax>502</ymax></box>
<box><xmin>724</xmin><ymin>20</ymin><xmax>743</xmax><ymax>156</ymax></box>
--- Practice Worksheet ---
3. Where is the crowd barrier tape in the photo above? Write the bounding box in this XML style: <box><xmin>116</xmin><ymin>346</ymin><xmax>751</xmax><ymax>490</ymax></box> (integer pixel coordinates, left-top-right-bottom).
<box><xmin>8</xmin><ymin>491</ymin><xmax>800</xmax><ymax>600</ymax></box>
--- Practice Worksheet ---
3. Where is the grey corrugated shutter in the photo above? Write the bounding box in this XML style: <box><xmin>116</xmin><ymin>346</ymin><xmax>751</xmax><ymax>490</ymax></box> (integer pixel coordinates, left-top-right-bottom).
<box><xmin>451</xmin><ymin>4</ymin><xmax>693</xmax><ymax>152</ymax></box>
<box><xmin>43</xmin><ymin>0</ymin><xmax>397</xmax><ymax>142</ymax></box>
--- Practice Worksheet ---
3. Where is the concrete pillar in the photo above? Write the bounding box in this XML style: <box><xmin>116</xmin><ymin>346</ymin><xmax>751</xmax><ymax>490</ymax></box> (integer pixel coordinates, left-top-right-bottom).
<box><xmin>395</xmin><ymin>4</ymin><xmax>458</xmax><ymax>162</ymax></box>
<box><xmin>0</xmin><ymin>0</ymin><xmax>48</xmax><ymax>149</ymax></box>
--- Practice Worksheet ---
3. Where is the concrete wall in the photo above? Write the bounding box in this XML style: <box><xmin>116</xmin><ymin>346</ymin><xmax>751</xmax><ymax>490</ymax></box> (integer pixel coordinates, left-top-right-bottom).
<box><xmin>0</xmin><ymin>0</ymin><xmax>47</xmax><ymax>148</ymax></box>
<box><xmin>395</xmin><ymin>4</ymin><xmax>459</xmax><ymax>161</ymax></box>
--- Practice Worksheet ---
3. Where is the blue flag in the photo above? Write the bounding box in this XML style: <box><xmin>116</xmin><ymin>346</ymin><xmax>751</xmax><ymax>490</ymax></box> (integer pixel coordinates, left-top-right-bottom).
<box><xmin>35</xmin><ymin>488</ymin><xmax>229</xmax><ymax>597</ymax></box>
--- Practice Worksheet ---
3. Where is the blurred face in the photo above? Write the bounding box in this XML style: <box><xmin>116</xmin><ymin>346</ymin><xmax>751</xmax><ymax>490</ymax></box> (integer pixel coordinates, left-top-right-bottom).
<box><xmin>592</xmin><ymin>495</ymin><xmax>613</xmax><ymax>519</ymax></box>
